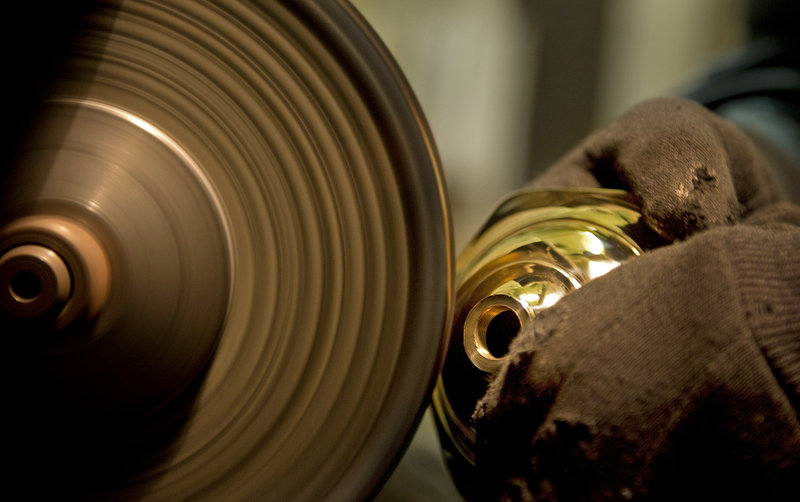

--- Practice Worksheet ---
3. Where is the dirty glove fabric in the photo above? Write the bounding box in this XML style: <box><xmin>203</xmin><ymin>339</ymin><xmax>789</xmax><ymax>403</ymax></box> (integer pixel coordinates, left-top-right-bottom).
<box><xmin>531</xmin><ymin>97</ymin><xmax>784</xmax><ymax>240</ymax></box>
<box><xmin>474</xmin><ymin>98</ymin><xmax>800</xmax><ymax>501</ymax></box>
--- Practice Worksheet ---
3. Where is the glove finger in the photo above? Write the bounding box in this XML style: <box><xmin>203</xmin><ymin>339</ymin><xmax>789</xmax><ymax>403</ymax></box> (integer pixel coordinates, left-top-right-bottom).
<box><xmin>532</xmin><ymin>97</ymin><xmax>782</xmax><ymax>241</ymax></box>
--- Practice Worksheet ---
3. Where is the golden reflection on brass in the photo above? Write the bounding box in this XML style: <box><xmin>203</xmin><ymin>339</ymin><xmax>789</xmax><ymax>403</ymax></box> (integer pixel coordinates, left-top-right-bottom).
<box><xmin>433</xmin><ymin>188</ymin><xmax>660</xmax><ymax>484</ymax></box>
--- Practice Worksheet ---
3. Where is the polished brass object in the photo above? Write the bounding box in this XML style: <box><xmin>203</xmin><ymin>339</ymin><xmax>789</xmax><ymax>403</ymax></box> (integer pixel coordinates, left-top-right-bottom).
<box><xmin>432</xmin><ymin>188</ymin><xmax>659</xmax><ymax>494</ymax></box>
<box><xmin>3</xmin><ymin>1</ymin><xmax>452</xmax><ymax>500</ymax></box>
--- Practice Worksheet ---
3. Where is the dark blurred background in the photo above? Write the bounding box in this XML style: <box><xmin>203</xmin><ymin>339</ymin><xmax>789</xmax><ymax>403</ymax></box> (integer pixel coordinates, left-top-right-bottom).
<box><xmin>353</xmin><ymin>0</ymin><xmax>747</xmax><ymax>250</ymax></box>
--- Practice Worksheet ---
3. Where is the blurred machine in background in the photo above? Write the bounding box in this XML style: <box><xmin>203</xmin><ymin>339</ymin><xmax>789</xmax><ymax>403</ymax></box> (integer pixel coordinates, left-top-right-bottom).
<box><xmin>3</xmin><ymin>2</ymin><xmax>452</xmax><ymax>499</ymax></box>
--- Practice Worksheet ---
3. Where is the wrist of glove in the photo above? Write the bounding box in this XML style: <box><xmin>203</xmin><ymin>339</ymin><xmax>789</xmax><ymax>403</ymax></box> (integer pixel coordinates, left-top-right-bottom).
<box><xmin>473</xmin><ymin>97</ymin><xmax>800</xmax><ymax>501</ymax></box>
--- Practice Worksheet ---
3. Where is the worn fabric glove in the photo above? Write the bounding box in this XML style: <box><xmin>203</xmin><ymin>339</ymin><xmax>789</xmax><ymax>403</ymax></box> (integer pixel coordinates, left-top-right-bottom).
<box><xmin>473</xmin><ymin>97</ymin><xmax>800</xmax><ymax>501</ymax></box>
<box><xmin>531</xmin><ymin>97</ymin><xmax>785</xmax><ymax>240</ymax></box>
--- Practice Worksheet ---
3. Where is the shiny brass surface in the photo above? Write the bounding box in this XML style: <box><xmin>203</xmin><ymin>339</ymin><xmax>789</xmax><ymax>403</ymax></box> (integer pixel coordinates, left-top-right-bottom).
<box><xmin>4</xmin><ymin>1</ymin><xmax>452</xmax><ymax>500</ymax></box>
<box><xmin>433</xmin><ymin>188</ymin><xmax>659</xmax><ymax>493</ymax></box>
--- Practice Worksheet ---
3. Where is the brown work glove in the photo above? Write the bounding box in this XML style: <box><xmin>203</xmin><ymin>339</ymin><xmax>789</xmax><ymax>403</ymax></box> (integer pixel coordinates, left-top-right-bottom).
<box><xmin>531</xmin><ymin>96</ymin><xmax>784</xmax><ymax>240</ymax></box>
<box><xmin>473</xmin><ymin>97</ymin><xmax>800</xmax><ymax>501</ymax></box>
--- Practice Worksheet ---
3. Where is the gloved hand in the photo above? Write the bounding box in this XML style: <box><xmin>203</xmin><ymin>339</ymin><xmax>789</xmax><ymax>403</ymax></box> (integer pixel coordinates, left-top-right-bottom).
<box><xmin>472</xmin><ymin>97</ymin><xmax>800</xmax><ymax>501</ymax></box>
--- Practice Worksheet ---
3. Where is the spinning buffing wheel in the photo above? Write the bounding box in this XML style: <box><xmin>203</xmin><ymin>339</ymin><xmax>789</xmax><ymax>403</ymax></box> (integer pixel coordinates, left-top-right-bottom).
<box><xmin>2</xmin><ymin>1</ymin><xmax>452</xmax><ymax>500</ymax></box>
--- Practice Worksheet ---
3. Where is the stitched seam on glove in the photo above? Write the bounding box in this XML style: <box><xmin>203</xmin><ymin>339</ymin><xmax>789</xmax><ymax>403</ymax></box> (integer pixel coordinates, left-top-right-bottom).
<box><xmin>733</xmin><ymin>208</ymin><xmax>800</xmax><ymax>416</ymax></box>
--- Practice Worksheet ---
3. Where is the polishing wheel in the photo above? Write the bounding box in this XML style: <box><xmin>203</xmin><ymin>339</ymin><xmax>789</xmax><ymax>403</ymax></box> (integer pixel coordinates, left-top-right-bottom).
<box><xmin>2</xmin><ymin>1</ymin><xmax>452</xmax><ymax>499</ymax></box>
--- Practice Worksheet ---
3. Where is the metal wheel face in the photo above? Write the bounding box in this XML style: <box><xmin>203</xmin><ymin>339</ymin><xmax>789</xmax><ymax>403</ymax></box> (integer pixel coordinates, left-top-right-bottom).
<box><xmin>2</xmin><ymin>1</ymin><xmax>452</xmax><ymax>500</ymax></box>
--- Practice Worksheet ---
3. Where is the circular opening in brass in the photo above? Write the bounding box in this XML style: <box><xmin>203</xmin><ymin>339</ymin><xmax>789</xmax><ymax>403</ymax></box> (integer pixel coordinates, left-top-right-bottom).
<box><xmin>482</xmin><ymin>307</ymin><xmax>521</xmax><ymax>358</ymax></box>
<box><xmin>10</xmin><ymin>270</ymin><xmax>43</xmax><ymax>302</ymax></box>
